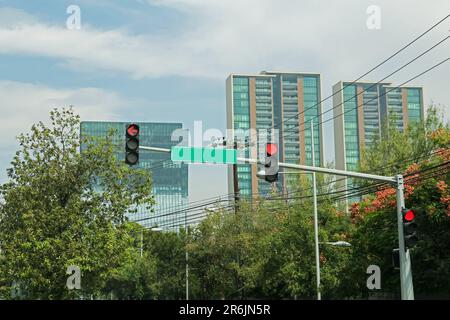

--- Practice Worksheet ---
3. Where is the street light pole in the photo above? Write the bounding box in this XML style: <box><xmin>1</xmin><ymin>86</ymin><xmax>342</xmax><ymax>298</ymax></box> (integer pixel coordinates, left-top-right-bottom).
<box><xmin>185</xmin><ymin>208</ymin><xmax>189</xmax><ymax>301</ymax></box>
<box><xmin>311</xmin><ymin>120</ymin><xmax>321</xmax><ymax>300</ymax></box>
<box><xmin>140</xmin><ymin>229</ymin><xmax>143</xmax><ymax>258</ymax></box>
<box><xmin>395</xmin><ymin>175</ymin><xmax>414</xmax><ymax>300</ymax></box>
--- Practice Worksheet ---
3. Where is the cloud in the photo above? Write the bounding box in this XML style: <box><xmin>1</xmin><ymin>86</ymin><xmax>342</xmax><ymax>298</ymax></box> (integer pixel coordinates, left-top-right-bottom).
<box><xmin>0</xmin><ymin>2</ymin><xmax>449</xmax><ymax>82</ymax></box>
<box><xmin>0</xmin><ymin>6</ymin><xmax>37</xmax><ymax>27</ymax></box>
<box><xmin>0</xmin><ymin>80</ymin><xmax>124</xmax><ymax>153</ymax></box>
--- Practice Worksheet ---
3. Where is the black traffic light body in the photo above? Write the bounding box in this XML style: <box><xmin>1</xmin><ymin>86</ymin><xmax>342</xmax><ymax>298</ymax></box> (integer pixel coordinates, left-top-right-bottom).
<box><xmin>392</xmin><ymin>248</ymin><xmax>400</xmax><ymax>270</ymax></box>
<box><xmin>402</xmin><ymin>208</ymin><xmax>418</xmax><ymax>249</ymax></box>
<box><xmin>264</xmin><ymin>143</ymin><xmax>279</xmax><ymax>183</ymax></box>
<box><xmin>125</xmin><ymin>123</ymin><xmax>140</xmax><ymax>165</ymax></box>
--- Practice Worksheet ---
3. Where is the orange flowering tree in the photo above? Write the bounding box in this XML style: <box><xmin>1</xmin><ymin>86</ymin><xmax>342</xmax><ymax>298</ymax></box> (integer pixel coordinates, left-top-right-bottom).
<box><xmin>341</xmin><ymin>129</ymin><xmax>450</xmax><ymax>298</ymax></box>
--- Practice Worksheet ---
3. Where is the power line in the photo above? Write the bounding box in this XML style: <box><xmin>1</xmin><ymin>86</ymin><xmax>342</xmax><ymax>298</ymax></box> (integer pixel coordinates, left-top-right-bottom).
<box><xmin>275</xmin><ymin>147</ymin><xmax>448</xmax><ymax>199</ymax></box>
<box><xmin>138</xmin><ymin>148</ymin><xmax>449</xmax><ymax>225</ymax></box>
<box><xmin>150</xmin><ymin>160</ymin><xmax>450</xmax><ymax>230</ymax></box>
<box><xmin>158</xmin><ymin>166</ymin><xmax>449</xmax><ymax>230</ymax></box>
<box><xmin>272</xmin><ymin>14</ymin><xmax>449</xmax><ymax>133</ymax></box>
<box><xmin>281</xmin><ymin>35</ymin><xmax>449</xmax><ymax>139</ymax></box>
<box><xmin>282</xmin><ymin>57</ymin><xmax>450</xmax><ymax>142</ymax></box>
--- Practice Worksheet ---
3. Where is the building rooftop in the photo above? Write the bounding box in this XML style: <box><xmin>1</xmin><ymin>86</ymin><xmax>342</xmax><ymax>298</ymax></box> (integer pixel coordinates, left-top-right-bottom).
<box><xmin>260</xmin><ymin>70</ymin><xmax>321</xmax><ymax>76</ymax></box>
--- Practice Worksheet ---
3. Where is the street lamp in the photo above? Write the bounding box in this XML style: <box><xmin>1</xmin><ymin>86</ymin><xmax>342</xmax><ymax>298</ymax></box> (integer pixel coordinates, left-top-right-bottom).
<box><xmin>320</xmin><ymin>241</ymin><xmax>352</xmax><ymax>247</ymax></box>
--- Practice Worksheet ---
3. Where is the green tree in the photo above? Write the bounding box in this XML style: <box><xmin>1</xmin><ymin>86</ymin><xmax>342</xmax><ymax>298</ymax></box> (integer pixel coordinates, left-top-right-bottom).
<box><xmin>360</xmin><ymin>104</ymin><xmax>448</xmax><ymax>176</ymax></box>
<box><xmin>0</xmin><ymin>107</ymin><xmax>154</xmax><ymax>299</ymax></box>
<box><xmin>339</xmin><ymin>108</ymin><xmax>450</xmax><ymax>299</ymax></box>
<box><xmin>186</xmin><ymin>175</ymin><xmax>353</xmax><ymax>300</ymax></box>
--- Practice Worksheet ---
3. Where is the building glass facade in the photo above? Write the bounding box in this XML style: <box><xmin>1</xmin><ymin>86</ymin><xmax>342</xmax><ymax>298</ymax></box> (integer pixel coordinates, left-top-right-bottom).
<box><xmin>80</xmin><ymin>121</ymin><xmax>188</xmax><ymax>230</ymax></box>
<box><xmin>333</xmin><ymin>81</ymin><xmax>424</xmax><ymax>203</ymax></box>
<box><xmin>226</xmin><ymin>71</ymin><xmax>323</xmax><ymax>197</ymax></box>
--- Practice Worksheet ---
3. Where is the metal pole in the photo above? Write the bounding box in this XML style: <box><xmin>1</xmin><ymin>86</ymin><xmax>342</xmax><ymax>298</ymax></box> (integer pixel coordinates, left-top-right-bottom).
<box><xmin>238</xmin><ymin>157</ymin><xmax>396</xmax><ymax>183</ymax></box>
<box><xmin>396</xmin><ymin>175</ymin><xmax>414</xmax><ymax>300</ymax></box>
<box><xmin>311</xmin><ymin>120</ymin><xmax>321</xmax><ymax>300</ymax></box>
<box><xmin>140</xmin><ymin>229</ymin><xmax>143</xmax><ymax>258</ymax></box>
<box><xmin>139</xmin><ymin>146</ymin><xmax>171</xmax><ymax>153</ymax></box>
<box><xmin>185</xmin><ymin>209</ymin><xmax>189</xmax><ymax>300</ymax></box>
<box><xmin>233</xmin><ymin>141</ymin><xmax>240</xmax><ymax>213</ymax></box>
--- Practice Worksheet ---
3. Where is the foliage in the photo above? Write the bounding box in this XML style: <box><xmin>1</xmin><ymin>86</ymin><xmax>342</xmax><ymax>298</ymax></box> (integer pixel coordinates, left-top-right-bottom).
<box><xmin>344</xmin><ymin>114</ymin><xmax>450</xmax><ymax>298</ymax></box>
<box><xmin>0</xmin><ymin>108</ymin><xmax>154</xmax><ymax>299</ymax></box>
<box><xmin>360</xmin><ymin>104</ymin><xmax>448</xmax><ymax>176</ymax></box>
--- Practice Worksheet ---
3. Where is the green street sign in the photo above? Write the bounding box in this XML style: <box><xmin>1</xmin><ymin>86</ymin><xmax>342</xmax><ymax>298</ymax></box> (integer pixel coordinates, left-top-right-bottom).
<box><xmin>171</xmin><ymin>146</ymin><xmax>237</xmax><ymax>164</ymax></box>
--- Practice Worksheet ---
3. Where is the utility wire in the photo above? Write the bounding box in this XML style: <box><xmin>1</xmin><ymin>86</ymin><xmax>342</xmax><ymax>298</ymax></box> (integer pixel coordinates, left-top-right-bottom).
<box><xmin>272</xmin><ymin>14</ymin><xmax>450</xmax><ymax>133</ymax></box>
<box><xmin>283</xmin><ymin>57</ymin><xmax>450</xmax><ymax>141</ymax></box>
<box><xmin>281</xmin><ymin>35</ymin><xmax>449</xmax><ymax>139</ymax></box>
<box><xmin>149</xmin><ymin>161</ymin><xmax>450</xmax><ymax>229</ymax></box>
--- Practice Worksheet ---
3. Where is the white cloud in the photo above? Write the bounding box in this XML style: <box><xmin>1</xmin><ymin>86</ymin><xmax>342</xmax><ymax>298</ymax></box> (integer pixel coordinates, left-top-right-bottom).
<box><xmin>0</xmin><ymin>6</ymin><xmax>37</xmax><ymax>27</ymax></box>
<box><xmin>0</xmin><ymin>2</ymin><xmax>449</xmax><ymax>81</ymax></box>
<box><xmin>0</xmin><ymin>80</ymin><xmax>124</xmax><ymax>151</ymax></box>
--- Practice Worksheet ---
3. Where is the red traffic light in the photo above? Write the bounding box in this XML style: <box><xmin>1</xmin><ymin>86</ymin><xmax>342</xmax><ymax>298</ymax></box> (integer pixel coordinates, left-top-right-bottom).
<box><xmin>403</xmin><ymin>209</ymin><xmax>415</xmax><ymax>222</ymax></box>
<box><xmin>266</xmin><ymin>143</ymin><xmax>278</xmax><ymax>156</ymax></box>
<box><xmin>127</xmin><ymin>124</ymin><xmax>140</xmax><ymax>137</ymax></box>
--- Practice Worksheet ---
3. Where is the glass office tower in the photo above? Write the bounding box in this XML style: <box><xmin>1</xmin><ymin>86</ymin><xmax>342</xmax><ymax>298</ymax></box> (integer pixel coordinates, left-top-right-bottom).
<box><xmin>226</xmin><ymin>71</ymin><xmax>323</xmax><ymax>198</ymax></box>
<box><xmin>80</xmin><ymin>121</ymin><xmax>188</xmax><ymax>230</ymax></box>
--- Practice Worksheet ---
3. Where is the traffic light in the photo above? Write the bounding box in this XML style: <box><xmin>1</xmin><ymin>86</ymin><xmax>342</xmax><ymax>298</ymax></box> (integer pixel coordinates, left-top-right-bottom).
<box><xmin>125</xmin><ymin>123</ymin><xmax>140</xmax><ymax>165</ymax></box>
<box><xmin>264</xmin><ymin>143</ymin><xmax>279</xmax><ymax>183</ymax></box>
<box><xmin>402</xmin><ymin>208</ymin><xmax>418</xmax><ymax>249</ymax></box>
<box><xmin>392</xmin><ymin>248</ymin><xmax>400</xmax><ymax>270</ymax></box>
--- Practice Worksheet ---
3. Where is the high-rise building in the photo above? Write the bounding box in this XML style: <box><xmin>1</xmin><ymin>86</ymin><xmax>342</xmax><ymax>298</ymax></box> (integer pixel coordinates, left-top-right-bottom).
<box><xmin>226</xmin><ymin>71</ymin><xmax>323</xmax><ymax>197</ymax></box>
<box><xmin>333</xmin><ymin>81</ymin><xmax>424</xmax><ymax>172</ymax></box>
<box><xmin>80</xmin><ymin>121</ymin><xmax>188</xmax><ymax>230</ymax></box>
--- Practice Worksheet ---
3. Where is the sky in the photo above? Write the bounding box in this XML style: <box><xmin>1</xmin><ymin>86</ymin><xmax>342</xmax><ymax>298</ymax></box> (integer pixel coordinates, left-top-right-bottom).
<box><xmin>0</xmin><ymin>0</ymin><xmax>449</xmax><ymax>203</ymax></box>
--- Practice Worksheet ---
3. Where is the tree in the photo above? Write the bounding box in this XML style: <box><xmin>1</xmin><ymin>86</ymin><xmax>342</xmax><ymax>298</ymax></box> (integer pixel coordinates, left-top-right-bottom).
<box><xmin>340</xmin><ymin>114</ymin><xmax>450</xmax><ymax>299</ymax></box>
<box><xmin>0</xmin><ymin>107</ymin><xmax>154</xmax><ymax>299</ymax></box>
<box><xmin>186</xmin><ymin>180</ymin><xmax>352</xmax><ymax>300</ymax></box>
<box><xmin>360</xmin><ymin>104</ymin><xmax>448</xmax><ymax>176</ymax></box>
<box><xmin>102</xmin><ymin>224</ymin><xmax>160</xmax><ymax>300</ymax></box>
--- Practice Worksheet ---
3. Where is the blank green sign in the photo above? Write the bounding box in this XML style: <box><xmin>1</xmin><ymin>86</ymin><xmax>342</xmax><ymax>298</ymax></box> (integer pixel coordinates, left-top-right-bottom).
<box><xmin>171</xmin><ymin>147</ymin><xmax>237</xmax><ymax>164</ymax></box>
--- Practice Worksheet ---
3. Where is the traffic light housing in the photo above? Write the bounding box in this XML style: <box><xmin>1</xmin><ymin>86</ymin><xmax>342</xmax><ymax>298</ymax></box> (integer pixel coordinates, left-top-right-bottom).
<box><xmin>392</xmin><ymin>248</ymin><xmax>400</xmax><ymax>270</ymax></box>
<box><xmin>125</xmin><ymin>123</ymin><xmax>139</xmax><ymax>165</ymax></box>
<box><xmin>264</xmin><ymin>143</ymin><xmax>279</xmax><ymax>183</ymax></box>
<box><xmin>402</xmin><ymin>208</ymin><xmax>418</xmax><ymax>249</ymax></box>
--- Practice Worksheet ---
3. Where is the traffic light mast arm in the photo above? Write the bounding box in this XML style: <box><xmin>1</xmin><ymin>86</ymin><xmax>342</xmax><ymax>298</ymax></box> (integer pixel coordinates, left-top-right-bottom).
<box><xmin>139</xmin><ymin>146</ymin><xmax>171</xmax><ymax>153</ymax></box>
<box><xmin>137</xmin><ymin>145</ymin><xmax>395</xmax><ymax>183</ymax></box>
<box><xmin>237</xmin><ymin>157</ymin><xmax>396</xmax><ymax>183</ymax></box>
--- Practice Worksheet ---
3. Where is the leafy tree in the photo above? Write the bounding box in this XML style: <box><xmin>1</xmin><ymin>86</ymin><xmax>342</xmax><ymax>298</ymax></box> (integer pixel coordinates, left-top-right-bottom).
<box><xmin>341</xmin><ymin>122</ymin><xmax>450</xmax><ymax>299</ymax></box>
<box><xmin>360</xmin><ymin>104</ymin><xmax>448</xmax><ymax>176</ymax></box>
<box><xmin>102</xmin><ymin>224</ymin><xmax>160</xmax><ymax>300</ymax></box>
<box><xmin>145</xmin><ymin>228</ymin><xmax>188</xmax><ymax>299</ymax></box>
<box><xmin>187</xmin><ymin>185</ymin><xmax>352</xmax><ymax>300</ymax></box>
<box><xmin>0</xmin><ymin>108</ymin><xmax>154</xmax><ymax>299</ymax></box>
